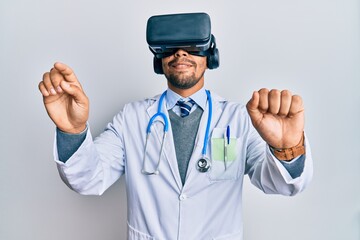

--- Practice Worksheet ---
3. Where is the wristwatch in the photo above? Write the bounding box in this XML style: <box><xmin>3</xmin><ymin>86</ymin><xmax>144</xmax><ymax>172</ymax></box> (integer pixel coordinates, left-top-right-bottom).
<box><xmin>270</xmin><ymin>133</ymin><xmax>305</xmax><ymax>161</ymax></box>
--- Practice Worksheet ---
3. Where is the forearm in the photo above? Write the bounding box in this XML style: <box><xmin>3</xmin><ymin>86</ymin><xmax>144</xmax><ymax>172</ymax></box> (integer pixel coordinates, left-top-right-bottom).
<box><xmin>53</xmin><ymin>115</ymin><xmax>126</xmax><ymax>195</ymax></box>
<box><xmin>246</xmin><ymin>129</ymin><xmax>313</xmax><ymax>196</ymax></box>
<box><xmin>56</xmin><ymin>126</ymin><xmax>87</xmax><ymax>162</ymax></box>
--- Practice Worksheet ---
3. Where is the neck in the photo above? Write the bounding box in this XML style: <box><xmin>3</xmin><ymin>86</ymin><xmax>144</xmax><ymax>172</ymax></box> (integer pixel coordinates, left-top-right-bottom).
<box><xmin>168</xmin><ymin>78</ymin><xmax>204</xmax><ymax>97</ymax></box>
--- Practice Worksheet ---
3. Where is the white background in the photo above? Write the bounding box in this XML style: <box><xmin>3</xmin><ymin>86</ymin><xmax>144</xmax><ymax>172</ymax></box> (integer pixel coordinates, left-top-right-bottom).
<box><xmin>1</xmin><ymin>0</ymin><xmax>359</xmax><ymax>239</ymax></box>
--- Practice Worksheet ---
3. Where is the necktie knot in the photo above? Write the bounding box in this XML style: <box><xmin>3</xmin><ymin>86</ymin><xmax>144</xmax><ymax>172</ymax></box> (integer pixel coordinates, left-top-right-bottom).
<box><xmin>177</xmin><ymin>99</ymin><xmax>196</xmax><ymax>117</ymax></box>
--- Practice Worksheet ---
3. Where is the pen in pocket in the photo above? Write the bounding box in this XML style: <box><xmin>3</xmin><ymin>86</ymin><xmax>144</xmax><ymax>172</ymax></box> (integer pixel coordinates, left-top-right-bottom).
<box><xmin>224</xmin><ymin>126</ymin><xmax>230</xmax><ymax>170</ymax></box>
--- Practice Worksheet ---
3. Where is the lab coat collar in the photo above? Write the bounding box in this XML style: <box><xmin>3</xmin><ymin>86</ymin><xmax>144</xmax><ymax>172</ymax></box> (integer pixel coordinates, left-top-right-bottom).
<box><xmin>165</xmin><ymin>87</ymin><xmax>208</xmax><ymax>111</ymax></box>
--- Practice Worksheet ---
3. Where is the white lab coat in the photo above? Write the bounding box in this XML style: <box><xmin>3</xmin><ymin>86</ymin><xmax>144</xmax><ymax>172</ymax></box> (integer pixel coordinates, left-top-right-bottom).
<box><xmin>54</xmin><ymin>92</ymin><xmax>313</xmax><ymax>240</ymax></box>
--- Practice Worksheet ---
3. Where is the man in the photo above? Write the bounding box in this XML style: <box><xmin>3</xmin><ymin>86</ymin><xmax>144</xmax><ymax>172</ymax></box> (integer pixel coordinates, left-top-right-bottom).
<box><xmin>38</xmin><ymin>13</ymin><xmax>312</xmax><ymax>240</ymax></box>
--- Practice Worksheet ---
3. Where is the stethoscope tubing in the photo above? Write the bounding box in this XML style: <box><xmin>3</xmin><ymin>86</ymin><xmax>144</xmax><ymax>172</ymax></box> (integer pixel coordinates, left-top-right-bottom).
<box><xmin>146</xmin><ymin>91</ymin><xmax>169</xmax><ymax>133</ymax></box>
<box><xmin>142</xmin><ymin>90</ymin><xmax>212</xmax><ymax>175</ymax></box>
<box><xmin>202</xmin><ymin>90</ymin><xmax>212</xmax><ymax>156</ymax></box>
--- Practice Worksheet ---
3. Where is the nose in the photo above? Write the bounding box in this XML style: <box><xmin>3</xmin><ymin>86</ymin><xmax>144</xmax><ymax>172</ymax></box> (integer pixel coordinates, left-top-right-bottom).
<box><xmin>174</xmin><ymin>49</ymin><xmax>189</xmax><ymax>57</ymax></box>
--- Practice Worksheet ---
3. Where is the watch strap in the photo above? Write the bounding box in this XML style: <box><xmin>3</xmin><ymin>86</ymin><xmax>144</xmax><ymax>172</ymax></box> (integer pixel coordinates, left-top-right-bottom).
<box><xmin>270</xmin><ymin>133</ymin><xmax>305</xmax><ymax>161</ymax></box>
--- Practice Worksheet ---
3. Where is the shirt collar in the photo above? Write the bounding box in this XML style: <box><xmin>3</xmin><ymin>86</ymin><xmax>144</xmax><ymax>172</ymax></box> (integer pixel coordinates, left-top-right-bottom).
<box><xmin>165</xmin><ymin>87</ymin><xmax>207</xmax><ymax>111</ymax></box>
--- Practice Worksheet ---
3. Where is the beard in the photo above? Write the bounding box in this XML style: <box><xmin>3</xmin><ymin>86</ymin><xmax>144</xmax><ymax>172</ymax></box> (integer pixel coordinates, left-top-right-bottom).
<box><xmin>165</xmin><ymin>71</ymin><xmax>205</xmax><ymax>89</ymax></box>
<box><xmin>164</xmin><ymin>58</ymin><xmax>205</xmax><ymax>89</ymax></box>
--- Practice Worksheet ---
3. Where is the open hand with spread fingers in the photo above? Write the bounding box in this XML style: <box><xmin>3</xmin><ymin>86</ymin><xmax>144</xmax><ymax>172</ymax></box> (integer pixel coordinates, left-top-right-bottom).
<box><xmin>38</xmin><ymin>62</ymin><xmax>89</xmax><ymax>134</ymax></box>
<box><xmin>246</xmin><ymin>88</ymin><xmax>305</xmax><ymax>150</ymax></box>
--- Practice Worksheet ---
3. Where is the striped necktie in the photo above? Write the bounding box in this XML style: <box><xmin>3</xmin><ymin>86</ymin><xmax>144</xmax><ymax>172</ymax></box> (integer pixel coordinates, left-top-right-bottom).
<box><xmin>177</xmin><ymin>99</ymin><xmax>196</xmax><ymax>117</ymax></box>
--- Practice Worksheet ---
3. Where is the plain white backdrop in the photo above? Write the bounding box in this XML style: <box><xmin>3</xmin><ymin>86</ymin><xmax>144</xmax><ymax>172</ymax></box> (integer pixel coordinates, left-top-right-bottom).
<box><xmin>1</xmin><ymin>0</ymin><xmax>359</xmax><ymax>239</ymax></box>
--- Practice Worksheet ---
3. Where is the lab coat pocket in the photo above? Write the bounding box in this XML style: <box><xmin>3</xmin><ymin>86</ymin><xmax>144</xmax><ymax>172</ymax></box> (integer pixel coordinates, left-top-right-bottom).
<box><xmin>128</xmin><ymin>222</ymin><xmax>155</xmax><ymax>240</ymax></box>
<box><xmin>209</xmin><ymin>128</ymin><xmax>240</xmax><ymax>181</ymax></box>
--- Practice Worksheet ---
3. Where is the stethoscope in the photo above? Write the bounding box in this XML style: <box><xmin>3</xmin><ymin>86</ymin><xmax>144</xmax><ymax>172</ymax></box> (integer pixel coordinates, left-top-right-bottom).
<box><xmin>142</xmin><ymin>90</ymin><xmax>212</xmax><ymax>175</ymax></box>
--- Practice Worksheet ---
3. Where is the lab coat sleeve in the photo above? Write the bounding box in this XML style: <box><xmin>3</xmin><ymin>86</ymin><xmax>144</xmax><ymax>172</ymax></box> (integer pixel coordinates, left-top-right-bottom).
<box><xmin>53</xmin><ymin>112</ymin><xmax>126</xmax><ymax>196</ymax></box>
<box><xmin>245</xmin><ymin>125</ymin><xmax>313</xmax><ymax>196</ymax></box>
<box><xmin>278</xmin><ymin>154</ymin><xmax>305</xmax><ymax>179</ymax></box>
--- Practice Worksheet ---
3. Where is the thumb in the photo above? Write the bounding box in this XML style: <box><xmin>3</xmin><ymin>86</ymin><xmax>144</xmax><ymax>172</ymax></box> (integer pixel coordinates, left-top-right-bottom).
<box><xmin>60</xmin><ymin>80</ymin><xmax>88</xmax><ymax>105</ymax></box>
<box><xmin>54</xmin><ymin>62</ymin><xmax>79</xmax><ymax>84</ymax></box>
<box><xmin>246</xmin><ymin>91</ymin><xmax>263</xmax><ymax>123</ymax></box>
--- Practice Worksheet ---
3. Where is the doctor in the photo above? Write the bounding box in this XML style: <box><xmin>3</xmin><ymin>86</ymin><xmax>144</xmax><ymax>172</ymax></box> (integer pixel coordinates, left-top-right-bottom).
<box><xmin>38</xmin><ymin>13</ymin><xmax>312</xmax><ymax>240</ymax></box>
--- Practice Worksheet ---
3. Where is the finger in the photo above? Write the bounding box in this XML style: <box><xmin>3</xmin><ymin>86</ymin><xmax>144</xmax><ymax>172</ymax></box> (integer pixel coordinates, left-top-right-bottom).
<box><xmin>258</xmin><ymin>88</ymin><xmax>269</xmax><ymax>113</ymax></box>
<box><xmin>289</xmin><ymin>95</ymin><xmax>304</xmax><ymax>116</ymax></box>
<box><xmin>278</xmin><ymin>90</ymin><xmax>292</xmax><ymax>116</ymax></box>
<box><xmin>246</xmin><ymin>91</ymin><xmax>263</xmax><ymax>122</ymax></box>
<box><xmin>38</xmin><ymin>81</ymin><xmax>50</xmax><ymax>97</ymax></box>
<box><xmin>246</xmin><ymin>91</ymin><xmax>260</xmax><ymax>110</ymax></box>
<box><xmin>53</xmin><ymin>62</ymin><xmax>79</xmax><ymax>84</ymax></box>
<box><xmin>268</xmin><ymin>89</ymin><xmax>281</xmax><ymax>114</ymax></box>
<box><xmin>60</xmin><ymin>80</ymin><xmax>88</xmax><ymax>104</ymax></box>
<box><xmin>42</xmin><ymin>72</ymin><xmax>57</xmax><ymax>96</ymax></box>
<box><xmin>49</xmin><ymin>68</ymin><xmax>65</xmax><ymax>93</ymax></box>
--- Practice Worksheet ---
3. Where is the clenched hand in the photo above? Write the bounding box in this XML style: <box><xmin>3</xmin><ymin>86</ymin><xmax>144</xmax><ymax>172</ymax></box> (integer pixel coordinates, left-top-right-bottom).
<box><xmin>246</xmin><ymin>88</ymin><xmax>304</xmax><ymax>149</ymax></box>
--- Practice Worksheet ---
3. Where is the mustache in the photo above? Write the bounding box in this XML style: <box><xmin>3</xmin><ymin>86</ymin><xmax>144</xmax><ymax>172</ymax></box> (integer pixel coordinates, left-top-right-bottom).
<box><xmin>168</xmin><ymin>58</ymin><xmax>196</xmax><ymax>67</ymax></box>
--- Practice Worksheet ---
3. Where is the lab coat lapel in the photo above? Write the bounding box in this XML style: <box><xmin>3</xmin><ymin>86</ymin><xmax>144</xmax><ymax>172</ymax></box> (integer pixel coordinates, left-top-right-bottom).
<box><xmin>146</xmin><ymin>95</ymin><xmax>183</xmax><ymax>191</ymax></box>
<box><xmin>184</xmin><ymin>93</ymin><xmax>225</xmax><ymax>187</ymax></box>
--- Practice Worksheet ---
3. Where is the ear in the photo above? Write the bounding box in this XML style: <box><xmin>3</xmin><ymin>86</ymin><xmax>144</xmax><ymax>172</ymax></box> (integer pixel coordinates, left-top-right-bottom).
<box><xmin>153</xmin><ymin>57</ymin><xmax>164</xmax><ymax>74</ymax></box>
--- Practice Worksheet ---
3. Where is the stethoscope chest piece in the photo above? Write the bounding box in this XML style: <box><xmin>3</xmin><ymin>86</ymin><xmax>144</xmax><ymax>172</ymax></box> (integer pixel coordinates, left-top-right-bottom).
<box><xmin>196</xmin><ymin>157</ymin><xmax>211</xmax><ymax>173</ymax></box>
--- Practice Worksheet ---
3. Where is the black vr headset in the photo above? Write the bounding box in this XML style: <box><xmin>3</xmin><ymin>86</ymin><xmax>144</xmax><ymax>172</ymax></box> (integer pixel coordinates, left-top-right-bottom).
<box><xmin>146</xmin><ymin>12</ymin><xmax>220</xmax><ymax>74</ymax></box>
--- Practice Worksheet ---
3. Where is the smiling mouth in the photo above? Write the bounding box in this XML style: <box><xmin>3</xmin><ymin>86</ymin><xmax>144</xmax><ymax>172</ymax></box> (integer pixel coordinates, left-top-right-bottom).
<box><xmin>171</xmin><ymin>62</ymin><xmax>193</xmax><ymax>69</ymax></box>
<box><xmin>169</xmin><ymin>58</ymin><xmax>196</xmax><ymax>71</ymax></box>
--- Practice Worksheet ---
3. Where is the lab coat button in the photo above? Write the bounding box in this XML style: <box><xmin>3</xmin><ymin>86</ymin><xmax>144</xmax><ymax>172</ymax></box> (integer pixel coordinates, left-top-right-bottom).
<box><xmin>179</xmin><ymin>194</ymin><xmax>187</xmax><ymax>201</ymax></box>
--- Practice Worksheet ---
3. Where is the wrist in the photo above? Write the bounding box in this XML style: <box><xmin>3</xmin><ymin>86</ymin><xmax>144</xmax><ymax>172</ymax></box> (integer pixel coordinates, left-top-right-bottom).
<box><xmin>58</xmin><ymin>124</ymin><xmax>87</xmax><ymax>134</ymax></box>
<box><xmin>270</xmin><ymin>132</ymin><xmax>305</xmax><ymax>161</ymax></box>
